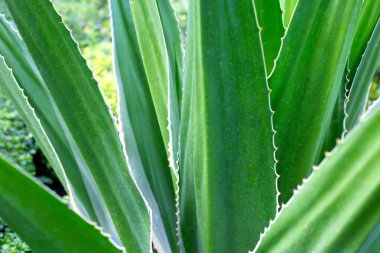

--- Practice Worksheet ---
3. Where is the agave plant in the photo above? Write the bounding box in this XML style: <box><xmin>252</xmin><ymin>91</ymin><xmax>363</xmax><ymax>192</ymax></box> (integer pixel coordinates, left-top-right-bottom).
<box><xmin>0</xmin><ymin>0</ymin><xmax>379</xmax><ymax>252</ymax></box>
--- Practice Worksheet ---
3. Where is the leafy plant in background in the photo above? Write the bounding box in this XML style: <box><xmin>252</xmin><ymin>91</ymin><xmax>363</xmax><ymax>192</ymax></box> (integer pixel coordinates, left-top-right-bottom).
<box><xmin>0</xmin><ymin>0</ymin><xmax>379</xmax><ymax>253</ymax></box>
<box><xmin>0</xmin><ymin>224</ymin><xmax>30</xmax><ymax>253</ymax></box>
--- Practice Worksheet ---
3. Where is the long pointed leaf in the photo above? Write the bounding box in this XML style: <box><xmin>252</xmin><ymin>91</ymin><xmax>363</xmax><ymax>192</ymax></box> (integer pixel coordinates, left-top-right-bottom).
<box><xmin>345</xmin><ymin>16</ymin><xmax>380</xmax><ymax>131</ymax></box>
<box><xmin>110</xmin><ymin>0</ymin><xmax>178</xmax><ymax>251</ymax></box>
<box><xmin>0</xmin><ymin>14</ymin><xmax>99</xmax><ymax>224</ymax></box>
<box><xmin>254</xmin><ymin>102</ymin><xmax>380</xmax><ymax>253</ymax></box>
<box><xmin>4</xmin><ymin>1</ymin><xmax>150</xmax><ymax>251</ymax></box>
<box><xmin>0</xmin><ymin>12</ymin><xmax>122</xmax><ymax>244</ymax></box>
<box><xmin>270</xmin><ymin>0</ymin><xmax>362</xmax><ymax>203</ymax></box>
<box><xmin>317</xmin><ymin>0</ymin><xmax>380</xmax><ymax>154</ymax></box>
<box><xmin>0</xmin><ymin>154</ymin><xmax>122</xmax><ymax>253</ymax></box>
<box><xmin>348</xmin><ymin>0</ymin><xmax>380</xmax><ymax>85</ymax></box>
<box><xmin>179</xmin><ymin>0</ymin><xmax>277</xmax><ymax>252</ymax></box>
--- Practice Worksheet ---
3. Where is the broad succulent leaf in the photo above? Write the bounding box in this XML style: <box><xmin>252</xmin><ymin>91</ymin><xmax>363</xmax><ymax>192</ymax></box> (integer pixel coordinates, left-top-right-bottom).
<box><xmin>0</xmin><ymin>14</ymin><xmax>100</xmax><ymax>226</ymax></box>
<box><xmin>4</xmin><ymin>0</ymin><xmax>150</xmax><ymax>251</ymax></box>
<box><xmin>254</xmin><ymin>0</ymin><xmax>284</xmax><ymax>73</ymax></box>
<box><xmin>179</xmin><ymin>0</ymin><xmax>277</xmax><ymax>252</ymax></box>
<box><xmin>254</xmin><ymin>102</ymin><xmax>380</xmax><ymax>252</ymax></box>
<box><xmin>318</xmin><ymin>0</ymin><xmax>380</xmax><ymax>155</ymax></box>
<box><xmin>348</xmin><ymin>0</ymin><xmax>380</xmax><ymax>86</ymax></box>
<box><xmin>0</xmin><ymin>154</ymin><xmax>122</xmax><ymax>253</ymax></box>
<box><xmin>109</xmin><ymin>0</ymin><xmax>179</xmax><ymax>251</ymax></box>
<box><xmin>270</xmin><ymin>0</ymin><xmax>362</xmax><ymax>203</ymax></box>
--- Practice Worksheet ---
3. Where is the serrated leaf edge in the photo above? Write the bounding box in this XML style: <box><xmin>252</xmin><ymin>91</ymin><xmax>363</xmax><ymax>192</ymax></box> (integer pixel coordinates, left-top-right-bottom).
<box><xmin>0</xmin><ymin>54</ymin><xmax>126</xmax><ymax>252</ymax></box>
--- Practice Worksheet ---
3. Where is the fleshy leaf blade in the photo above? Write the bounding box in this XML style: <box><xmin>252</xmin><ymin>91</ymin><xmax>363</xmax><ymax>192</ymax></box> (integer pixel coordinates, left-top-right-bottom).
<box><xmin>4</xmin><ymin>0</ymin><xmax>150</xmax><ymax>251</ymax></box>
<box><xmin>110</xmin><ymin>0</ymin><xmax>178</xmax><ymax>251</ymax></box>
<box><xmin>0</xmin><ymin>154</ymin><xmax>122</xmax><ymax>253</ymax></box>
<box><xmin>345</xmin><ymin>16</ymin><xmax>380</xmax><ymax>132</ymax></box>
<box><xmin>179</xmin><ymin>0</ymin><xmax>277</xmax><ymax>252</ymax></box>
<box><xmin>254</xmin><ymin>102</ymin><xmax>380</xmax><ymax>253</ymax></box>
<box><xmin>271</xmin><ymin>0</ymin><xmax>362</xmax><ymax>203</ymax></box>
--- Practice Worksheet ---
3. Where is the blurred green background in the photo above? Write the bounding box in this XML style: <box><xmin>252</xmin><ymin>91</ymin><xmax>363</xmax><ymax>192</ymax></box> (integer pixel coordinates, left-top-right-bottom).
<box><xmin>0</xmin><ymin>0</ymin><xmax>378</xmax><ymax>252</ymax></box>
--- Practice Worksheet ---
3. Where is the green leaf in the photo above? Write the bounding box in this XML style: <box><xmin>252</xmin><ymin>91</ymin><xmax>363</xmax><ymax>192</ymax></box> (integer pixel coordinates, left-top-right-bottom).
<box><xmin>129</xmin><ymin>0</ymin><xmax>182</xmax><ymax>150</ymax></box>
<box><xmin>4</xmin><ymin>1</ymin><xmax>150</xmax><ymax>251</ymax></box>
<box><xmin>109</xmin><ymin>0</ymin><xmax>178</xmax><ymax>251</ymax></box>
<box><xmin>0</xmin><ymin>14</ymin><xmax>99</xmax><ymax>225</ymax></box>
<box><xmin>254</xmin><ymin>102</ymin><xmax>380</xmax><ymax>253</ymax></box>
<box><xmin>315</xmin><ymin>65</ymin><xmax>348</xmax><ymax>163</ymax></box>
<box><xmin>270</xmin><ymin>0</ymin><xmax>362</xmax><ymax>203</ymax></box>
<box><xmin>279</xmin><ymin>0</ymin><xmax>298</xmax><ymax>28</ymax></box>
<box><xmin>359</xmin><ymin>222</ymin><xmax>380</xmax><ymax>253</ymax></box>
<box><xmin>348</xmin><ymin>0</ymin><xmax>380</xmax><ymax>85</ymax></box>
<box><xmin>254</xmin><ymin>0</ymin><xmax>284</xmax><ymax>73</ymax></box>
<box><xmin>179</xmin><ymin>1</ymin><xmax>277</xmax><ymax>252</ymax></box>
<box><xmin>0</xmin><ymin>154</ymin><xmax>122</xmax><ymax>253</ymax></box>
<box><xmin>344</xmin><ymin>16</ymin><xmax>380</xmax><ymax>131</ymax></box>
<box><xmin>317</xmin><ymin>0</ymin><xmax>380</xmax><ymax>155</ymax></box>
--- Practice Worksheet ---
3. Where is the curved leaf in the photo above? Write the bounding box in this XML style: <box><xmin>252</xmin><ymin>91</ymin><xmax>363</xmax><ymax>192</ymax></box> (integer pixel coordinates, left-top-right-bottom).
<box><xmin>0</xmin><ymin>14</ymin><xmax>99</xmax><ymax>225</ymax></box>
<box><xmin>348</xmin><ymin>0</ymin><xmax>380</xmax><ymax>85</ymax></box>
<box><xmin>254</xmin><ymin>102</ymin><xmax>380</xmax><ymax>253</ymax></box>
<box><xmin>110</xmin><ymin>0</ymin><xmax>178</xmax><ymax>251</ymax></box>
<box><xmin>4</xmin><ymin>0</ymin><xmax>150</xmax><ymax>251</ymax></box>
<box><xmin>270</xmin><ymin>0</ymin><xmax>362</xmax><ymax>203</ymax></box>
<box><xmin>0</xmin><ymin>154</ymin><xmax>122</xmax><ymax>253</ymax></box>
<box><xmin>345</xmin><ymin>16</ymin><xmax>380</xmax><ymax>131</ymax></box>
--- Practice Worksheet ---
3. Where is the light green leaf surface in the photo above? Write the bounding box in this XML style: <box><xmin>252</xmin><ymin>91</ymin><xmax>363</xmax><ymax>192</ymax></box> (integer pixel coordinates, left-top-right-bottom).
<box><xmin>279</xmin><ymin>0</ymin><xmax>298</xmax><ymax>28</ymax></box>
<box><xmin>254</xmin><ymin>102</ymin><xmax>380</xmax><ymax>253</ymax></box>
<box><xmin>345</xmin><ymin>16</ymin><xmax>380</xmax><ymax>132</ymax></box>
<box><xmin>179</xmin><ymin>0</ymin><xmax>277</xmax><ymax>252</ymax></box>
<box><xmin>110</xmin><ymin>0</ymin><xmax>178</xmax><ymax>251</ymax></box>
<box><xmin>0</xmin><ymin>154</ymin><xmax>122</xmax><ymax>253</ymax></box>
<box><xmin>270</xmin><ymin>0</ymin><xmax>362</xmax><ymax>203</ymax></box>
<box><xmin>4</xmin><ymin>0</ymin><xmax>150</xmax><ymax>251</ymax></box>
<box><xmin>129</xmin><ymin>0</ymin><xmax>182</xmax><ymax>150</ymax></box>
<box><xmin>0</xmin><ymin>14</ymin><xmax>99</xmax><ymax>225</ymax></box>
<box><xmin>254</xmin><ymin>0</ymin><xmax>284</xmax><ymax>73</ymax></box>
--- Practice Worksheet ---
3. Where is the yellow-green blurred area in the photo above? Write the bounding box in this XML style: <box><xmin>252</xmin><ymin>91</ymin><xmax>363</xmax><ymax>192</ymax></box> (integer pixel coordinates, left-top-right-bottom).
<box><xmin>52</xmin><ymin>0</ymin><xmax>117</xmax><ymax>113</ymax></box>
<box><xmin>369</xmin><ymin>63</ymin><xmax>380</xmax><ymax>102</ymax></box>
<box><xmin>53</xmin><ymin>0</ymin><xmax>188</xmax><ymax>115</ymax></box>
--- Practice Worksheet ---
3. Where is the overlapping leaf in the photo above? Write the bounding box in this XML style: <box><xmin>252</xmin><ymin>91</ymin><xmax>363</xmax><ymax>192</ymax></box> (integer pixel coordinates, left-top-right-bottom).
<box><xmin>270</xmin><ymin>0</ymin><xmax>362</xmax><ymax>203</ymax></box>
<box><xmin>0</xmin><ymin>14</ymin><xmax>99</xmax><ymax>226</ymax></box>
<box><xmin>254</xmin><ymin>0</ymin><xmax>284</xmax><ymax>73</ymax></box>
<box><xmin>109</xmin><ymin>0</ymin><xmax>179</xmax><ymax>251</ymax></box>
<box><xmin>0</xmin><ymin>154</ymin><xmax>122</xmax><ymax>253</ymax></box>
<box><xmin>179</xmin><ymin>0</ymin><xmax>277</xmax><ymax>252</ymax></box>
<box><xmin>254</xmin><ymin>102</ymin><xmax>380</xmax><ymax>252</ymax></box>
<box><xmin>4</xmin><ymin>0</ymin><xmax>150</xmax><ymax>251</ymax></box>
<box><xmin>345</xmin><ymin>16</ymin><xmax>380</xmax><ymax>131</ymax></box>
